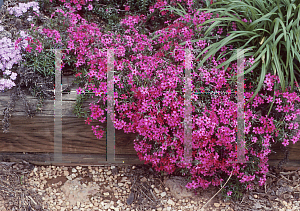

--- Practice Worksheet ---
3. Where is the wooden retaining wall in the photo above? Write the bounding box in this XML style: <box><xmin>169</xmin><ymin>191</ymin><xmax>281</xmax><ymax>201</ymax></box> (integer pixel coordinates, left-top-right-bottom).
<box><xmin>0</xmin><ymin>74</ymin><xmax>300</xmax><ymax>169</ymax></box>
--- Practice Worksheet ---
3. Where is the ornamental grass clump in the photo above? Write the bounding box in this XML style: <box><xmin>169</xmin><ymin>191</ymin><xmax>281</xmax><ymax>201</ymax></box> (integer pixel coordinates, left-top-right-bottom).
<box><xmin>175</xmin><ymin>0</ymin><xmax>300</xmax><ymax>104</ymax></box>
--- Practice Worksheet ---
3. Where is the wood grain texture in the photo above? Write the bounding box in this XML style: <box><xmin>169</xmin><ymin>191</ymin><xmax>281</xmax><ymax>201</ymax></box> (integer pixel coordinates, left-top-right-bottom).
<box><xmin>1</xmin><ymin>79</ymin><xmax>300</xmax><ymax>167</ymax></box>
<box><xmin>0</xmin><ymin>153</ymin><xmax>144</xmax><ymax>165</ymax></box>
<box><xmin>0</xmin><ymin>115</ymin><xmax>139</xmax><ymax>154</ymax></box>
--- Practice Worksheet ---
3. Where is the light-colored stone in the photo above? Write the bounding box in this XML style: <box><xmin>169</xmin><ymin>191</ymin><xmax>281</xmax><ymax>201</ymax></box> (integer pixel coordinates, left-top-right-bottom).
<box><xmin>60</xmin><ymin>178</ymin><xmax>99</xmax><ymax>207</ymax></box>
<box><xmin>167</xmin><ymin>199</ymin><xmax>175</xmax><ymax>206</ymax></box>
<box><xmin>141</xmin><ymin>177</ymin><xmax>147</xmax><ymax>182</ymax></box>
<box><xmin>164</xmin><ymin>176</ymin><xmax>194</xmax><ymax>200</ymax></box>
<box><xmin>214</xmin><ymin>203</ymin><xmax>220</xmax><ymax>208</ymax></box>
<box><xmin>161</xmin><ymin>192</ymin><xmax>167</xmax><ymax>197</ymax></box>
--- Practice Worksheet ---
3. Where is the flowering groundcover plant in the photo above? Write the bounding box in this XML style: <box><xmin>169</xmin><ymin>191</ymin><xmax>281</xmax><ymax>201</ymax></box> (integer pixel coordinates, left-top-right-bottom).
<box><xmin>10</xmin><ymin>0</ymin><xmax>300</xmax><ymax>201</ymax></box>
<box><xmin>0</xmin><ymin>1</ymin><xmax>42</xmax><ymax>92</ymax></box>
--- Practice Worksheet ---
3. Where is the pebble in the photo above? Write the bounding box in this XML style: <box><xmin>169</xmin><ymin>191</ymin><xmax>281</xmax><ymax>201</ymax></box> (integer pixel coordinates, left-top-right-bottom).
<box><xmin>214</xmin><ymin>203</ymin><xmax>220</xmax><ymax>208</ymax></box>
<box><xmin>254</xmin><ymin>194</ymin><xmax>258</xmax><ymax>199</ymax></box>
<box><xmin>161</xmin><ymin>192</ymin><xmax>167</xmax><ymax>197</ymax></box>
<box><xmin>104</xmin><ymin>192</ymin><xmax>110</xmax><ymax>196</ymax></box>
<box><xmin>106</xmin><ymin>171</ymin><xmax>112</xmax><ymax>176</ymax></box>
<box><xmin>167</xmin><ymin>199</ymin><xmax>175</xmax><ymax>206</ymax></box>
<box><xmin>103</xmin><ymin>203</ymin><xmax>110</xmax><ymax>209</ymax></box>
<box><xmin>141</xmin><ymin>177</ymin><xmax>147</xmax><ymax>182</ymax></box>
<box><xmin>72</xmin><ymin>168</ymin><xmax>77</xmax><ymax>173</ymax></box>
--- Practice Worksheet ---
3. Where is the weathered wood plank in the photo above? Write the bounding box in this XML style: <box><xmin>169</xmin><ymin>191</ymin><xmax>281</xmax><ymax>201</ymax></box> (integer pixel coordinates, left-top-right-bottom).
<box><xmin>0</xmin><ymin>116</ymin><xmax>139</xmax><ymax>155</ymax></box>
<box><xmin>0</xmin><ymin>152</ymin><xmax>144</xmax><ymax>166</ymax></box>
<box><xmin>1</xmin><ymin>82</ymin><xmax>300</xmax><ymax>167</ymax></box>
<box><xmin>0</xmin><ymin>89</ymin><xmax>98</xmax><ymax>117</ymax></box>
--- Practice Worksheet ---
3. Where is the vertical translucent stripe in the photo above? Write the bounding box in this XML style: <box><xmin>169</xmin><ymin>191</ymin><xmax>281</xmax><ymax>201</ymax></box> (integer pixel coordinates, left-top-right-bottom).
<box><xmin>54</xmin><ymin>49</ymin><xmax>62</xmax><ymax>162</ymax></box>
<box><xmin>236</xmin><ymin>49</ymin><xmax>246</xmax><ymax>163</ymax></box>
<box><xmin>107</xmin><ymin>49</ymin><xmax>115</xmax><ymax>162</ymax></box>
<box><xmin>184</xmin><ymin>49</ymin><xmax>193</xmax><ymax>166</ymax></box>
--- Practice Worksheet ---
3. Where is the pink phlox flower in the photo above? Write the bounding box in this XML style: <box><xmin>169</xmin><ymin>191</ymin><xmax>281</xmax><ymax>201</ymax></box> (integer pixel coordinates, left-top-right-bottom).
<box><xmin>282</xmin><ymin>139</ymin><xmax>289</xmax><ymax>146</ymax></box>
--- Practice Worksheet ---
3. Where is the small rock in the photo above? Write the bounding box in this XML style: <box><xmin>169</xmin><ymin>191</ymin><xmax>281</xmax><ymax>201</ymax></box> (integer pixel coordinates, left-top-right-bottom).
<box><xmin>161</xmin><ymin>192</ymin><xmax>166</xmax><ymax>197</ymax></box>
<box><xmin>33</xmin><ymin>167</ymin><xmax>38</xmax><ymax>172</ymax></box>
<box><xmin>254</xmin><ymin>194</ymin><xmax>258</xmax><ymax>199</ymax></box>
<box><xmin>62</xmin><ymin>167</ymin><xmax>68</xmax><ymax>171</ymax></box>
<box><xmin>118</xmin><ymin>183</ymin><xmax>124</xmax><ymax>187</ymax></box>
<box><xmin>126</xmin><ymin>192</ymin><xmax>134</xmax><ymax>205</ymax></box>
<box><xmin>64</xmin><ymin>171</ymin><xmax>69</xmax><ymax>176</ymax></box>
<box><xmin>167</xmin><ymin>199</ymin><xmax>175</xmax><ymax>206</ymax></box>
<box><xmin>140</xmin><ymin>177</ymin><xmax>147</xmax><ymax>182</ymax></box>
<box><xmin>104</xmin><ymin>192</ymin><xmax>110</xmax><ymax>196</ymax></box>
<box><xmin>112</xmin><ymin>167</ymin><xmax>119</xmax><ymax>176</ymax></box>
<box><xmin>164</xmin><ymin>176</ymin><xmax>194</xmax><ymax>200</ymax></box>
<box><xmin>106</xmin><ymin>171</ymin><xmax>112</xmax><ymax>176</ymax></box>
<box><xmin>120</xmin><ymin>177</ymin><xmax>128</xmax><ymax>182</ymax></box>
<box><xmin>154</xmin><ymin>188</ymin><xmax>160</xmax><ymax>194</ymax></box>
<box><xmin>72</xmin><ymin>168</ymin><xmax>77</xmax><ymax>173</ymax></box>
<box><xmin>214</xmin><ymin>203</ymin><xmax>220</xmax><ymax>208</ymax></box>
<box><xmin>103</xmin><ymin>203</ymin><xmax>110</xmax><ymax>209</ymax></box>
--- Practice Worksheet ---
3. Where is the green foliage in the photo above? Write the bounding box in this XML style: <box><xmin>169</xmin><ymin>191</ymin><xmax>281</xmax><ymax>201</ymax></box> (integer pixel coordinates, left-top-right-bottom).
<box><xmin>162</xmin><ymin>0</ymin><xmax>300</xmax><ymax>106</ymax></box>
<box><xmin>72</xmin><ymin>93</ymin><xmax>93</xmax><ymax>119</ymax></box>
<box><xmin>18</xmin><ymin>50</ymin><xmax>56</xmax><ymax>80</ymax></box>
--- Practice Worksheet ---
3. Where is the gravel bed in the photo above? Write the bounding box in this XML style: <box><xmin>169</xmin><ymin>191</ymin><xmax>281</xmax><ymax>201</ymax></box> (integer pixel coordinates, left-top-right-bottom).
<box><xmin>0</xmin><ymin>161</ymin><xmax>300</xmax><ymax>211</ymax></box>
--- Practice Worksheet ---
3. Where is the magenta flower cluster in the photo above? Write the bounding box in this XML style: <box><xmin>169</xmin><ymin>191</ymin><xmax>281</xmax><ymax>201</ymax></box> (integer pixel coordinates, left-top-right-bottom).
<box><xmin>13</xmin><ymin>0</ymin><xmax>300</xmax><ymax>198</ymax></box>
